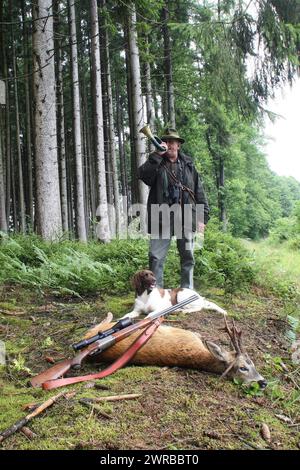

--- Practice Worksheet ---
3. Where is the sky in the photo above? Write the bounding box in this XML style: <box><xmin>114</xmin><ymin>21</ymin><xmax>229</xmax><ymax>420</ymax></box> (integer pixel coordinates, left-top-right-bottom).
<box><xmin>262</xmin><ymin>77</ymin><xmax>300</xmax><ymax>183</ymax></box>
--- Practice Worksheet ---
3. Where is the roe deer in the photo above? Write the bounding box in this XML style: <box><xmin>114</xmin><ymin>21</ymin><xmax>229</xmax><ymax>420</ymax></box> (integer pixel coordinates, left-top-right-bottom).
<box><xmin>85</xmin><ymin>315</ymin><xmax>267</xmax><ymax>388</ymax></box>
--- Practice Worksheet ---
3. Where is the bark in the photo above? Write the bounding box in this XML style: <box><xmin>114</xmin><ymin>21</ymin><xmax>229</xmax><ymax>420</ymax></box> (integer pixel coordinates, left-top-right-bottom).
<box><xmin>115</xmin><ymin>86</ymin><xmax>128</xmax><ymax>202</ymax></box>
<box><xmin>124</xmin><ymin>28</ymin><xmax>136</xmax><ymax>205</ymax></box>
<box><xmin>4</xmin><ymin>55</ymin><xmax>11</xmax><ymax>227</ymax></box>
<box><xmin>103</xmin><ymin>0</ymin><xmax>120</xmax><ymax>236</ymax></box>
<box><xmin>33</xmin><ymin>0</ymin><xmax>62</xmax><ymax>240</ymax></box>
<box><xmin>162</xmin><ymin>4</ymin><xmax>176</xmax><ymax>128</ymax></box>
<box><xmin>54</xmin><ymin>1</ymin><xmax>68</xmax><ymax>234</ymax></box>
<box><xmin>144</xmin><ymin>36</ymin><xmax>155</xmax><ymax>153</ymax></box>
<box><xmin>22</xmin><ymin>0</ymin><xmax>34</xmax><ymax>228</ymax></box>
<box><xmin>90</xmin><ymin>0</ymin><xmax>110</xmax><ymax>242</ymax></box>
<box><xmin>11</xmin><ymin>0</ymin><xmax>26</xmax><ymax>233</ymax></box>
<box><xmin>68</xmin><ymin>0</ymin><xmax>87</xmax><ymax>241</ymax></box>
<box><xmin>127</xmin><ymin>4</ymin><xmax>147</xmax><ymax>211</ymax></box>
<box><xmin>0</xmin><ymin>106</ymin><xmax>7</xmax><ymax>232</ymax></box>
<box><xmin>0</xmin><ymin>2</ymin><xmax>7</xmax><ymax>231</ymax></box>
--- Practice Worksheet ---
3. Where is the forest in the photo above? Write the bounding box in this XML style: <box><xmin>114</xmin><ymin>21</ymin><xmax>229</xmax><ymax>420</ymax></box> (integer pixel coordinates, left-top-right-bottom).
<box><xmin>0</xmin><ymin>0</ymin><xmax>300</xmax><ymax>240</ymax></box>
<box><xmin>0</xmin><ymin>0</ymin><xmax>300</xmax><ymax>453</ymax></box>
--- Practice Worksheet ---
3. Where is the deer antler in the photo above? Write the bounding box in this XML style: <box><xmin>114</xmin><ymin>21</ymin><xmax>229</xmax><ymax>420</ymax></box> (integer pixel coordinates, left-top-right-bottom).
<box><xmin>222</xmin><ymin>314</ymin><xmax>244</xmax><ymax>355</ymax></box>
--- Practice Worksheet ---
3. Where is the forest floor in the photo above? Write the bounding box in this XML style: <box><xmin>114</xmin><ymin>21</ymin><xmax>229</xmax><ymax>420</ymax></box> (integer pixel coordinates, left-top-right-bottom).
<box><xmin>0</xmin><ymin>282</ymin><xmax>299</xmax><ymax>451</ymax></box>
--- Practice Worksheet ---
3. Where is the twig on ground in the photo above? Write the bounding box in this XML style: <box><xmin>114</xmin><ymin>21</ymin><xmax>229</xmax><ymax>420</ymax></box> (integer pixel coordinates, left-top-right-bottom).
<box><xmin>79</xmin><ymin>393</ymin><xmax>142</xmax><ymax>404</ymax></box>
<box><xmin>20</xmin><ymin>426</ymin><xmax>37</xmax><ymax>440</ymax></box>
<box><xmin>0</xmin><ymin>390</ymin><xmax>76</xmax><ymax>444</ymax></box>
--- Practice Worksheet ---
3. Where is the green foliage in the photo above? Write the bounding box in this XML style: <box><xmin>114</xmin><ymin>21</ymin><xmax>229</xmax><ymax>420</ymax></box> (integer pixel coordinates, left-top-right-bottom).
<box><xmin>269</xmin><ymin>201</ymin><xmax>300</xmax><ymax>244</ymax></box>
<box><xmin>196</xmin><ymin>221</ymin><xmax>256</xmax><ymax>293</ymax></box>
<box><xmin>0</xmin><ymin>231</ymin><xmax>255</xmax><ymax>296</ymax></box>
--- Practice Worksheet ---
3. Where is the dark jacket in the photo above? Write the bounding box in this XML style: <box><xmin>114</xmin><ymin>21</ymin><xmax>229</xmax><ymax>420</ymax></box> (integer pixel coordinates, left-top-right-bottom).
<box><xmin>138</xmin><ymin>151</ymin><xmax>210</xmax><ymax>234</ymax></box>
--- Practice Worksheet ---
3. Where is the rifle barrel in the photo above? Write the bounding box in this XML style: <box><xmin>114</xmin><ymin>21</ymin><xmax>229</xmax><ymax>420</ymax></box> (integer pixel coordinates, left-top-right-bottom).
<box><xmin>30</xmin><ymin>294</ymin><xmax>199</xmax><ymax>388</ymax></box>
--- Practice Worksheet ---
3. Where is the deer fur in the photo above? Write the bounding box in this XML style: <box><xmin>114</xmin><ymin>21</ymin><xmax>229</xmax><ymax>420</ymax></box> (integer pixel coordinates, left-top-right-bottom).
<box><xmin>84</xmin><ymin>316</ymin><xmax>267</xmax><ymax>388</ymax></box>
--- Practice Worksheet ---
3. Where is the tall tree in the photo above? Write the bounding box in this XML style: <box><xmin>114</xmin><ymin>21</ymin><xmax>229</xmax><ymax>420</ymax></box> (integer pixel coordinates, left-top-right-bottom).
<box><xmin>162</xmin><ymin>2</ymin><xmax>176</xmax><ymax>127</ymax></box>
<box><xmin>11</xmin><ymin>0</ymin><xmax>25</xmax><ymax>233</ymax></box>
<box><xmin>54</xmin><ymin>0</ymin><xmax>69</xmax><ymax>234</ymax></box>
<box><xmin>0</xmin><ymin>83</ymin><xmax>7</xmax><ymax>232</ymax></box>
<box><xmin>102</xmin><ymin>0</ymin><xmax>120</xmax><ymax>236</ymax></box>
<box><xmin>68</xmin><ymin>0</ymin><xmax>87</xmax><ymax>241</ymax></box>
<box><xmin>22</xmin><ymin>0</ymin><xmax>34</xmax><ymax>228</ymax></box>
<box><xmin>32</xmin><ymin>0</ymin><xmax>62</xmax><ymax>240</ymax></box>
<box><xmin>90</xmin><ymin>0</ymin><xmax>111</xmax><ymax>242</ymax></box>
<box><xmin>127</xmin><ymin>3</ymin><xmax>147</xmax><ymax>208</ymax></box>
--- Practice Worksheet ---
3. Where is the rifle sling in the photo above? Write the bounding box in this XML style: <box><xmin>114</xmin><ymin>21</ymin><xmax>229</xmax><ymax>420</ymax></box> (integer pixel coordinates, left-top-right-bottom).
<box><xmin>42</xmin><ymin>317</ymin><xmax>164</xmax><ymax>390</ymax></box>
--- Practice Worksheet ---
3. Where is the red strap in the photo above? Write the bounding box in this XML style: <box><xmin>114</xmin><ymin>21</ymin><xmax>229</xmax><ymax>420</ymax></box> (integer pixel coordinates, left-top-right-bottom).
<box><xmin>42</xmin><ymin>317</ymin><xmax>164</xmax><ymax>390</ymax></box>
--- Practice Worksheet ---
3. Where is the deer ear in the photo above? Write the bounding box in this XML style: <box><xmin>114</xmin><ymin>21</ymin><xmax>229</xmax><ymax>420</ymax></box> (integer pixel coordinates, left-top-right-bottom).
<box><xmin>205</xmin><ymin>341</ymin><xmax>231</xmax><ymax>363</ymax></box>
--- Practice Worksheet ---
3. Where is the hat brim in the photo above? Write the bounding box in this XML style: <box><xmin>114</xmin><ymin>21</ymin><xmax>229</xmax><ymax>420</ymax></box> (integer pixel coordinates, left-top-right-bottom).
<box><xmin>161</xmin><ymin>136</ymin><xmax>185</xmax><ymax>144</ymax></box>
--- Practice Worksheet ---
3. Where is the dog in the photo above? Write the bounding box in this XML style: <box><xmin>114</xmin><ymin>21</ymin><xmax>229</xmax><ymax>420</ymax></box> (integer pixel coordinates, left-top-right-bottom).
<box><xmin>120</xmin><ymin>269</ymin><xmax>227</xmax><ymax>319</ymax></box>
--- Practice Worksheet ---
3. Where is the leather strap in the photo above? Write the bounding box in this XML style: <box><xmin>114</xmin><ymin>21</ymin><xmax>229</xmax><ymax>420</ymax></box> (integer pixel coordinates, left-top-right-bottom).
<box><xmin>42</xmin><ymin>317</ymin><xmax>164</xmax><ymax>390</ymax></box>
<box><xmin>163</xmin><ymin>163</ymin><xmax>196</xmax><ymax>204</ymax></box>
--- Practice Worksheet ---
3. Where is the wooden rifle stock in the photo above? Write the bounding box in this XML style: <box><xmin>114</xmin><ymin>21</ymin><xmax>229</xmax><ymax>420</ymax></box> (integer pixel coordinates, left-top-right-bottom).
<box><xmin>30</xmin><ymin>294</ymin><xmax>198</xmax><ymax>388</ymax></box>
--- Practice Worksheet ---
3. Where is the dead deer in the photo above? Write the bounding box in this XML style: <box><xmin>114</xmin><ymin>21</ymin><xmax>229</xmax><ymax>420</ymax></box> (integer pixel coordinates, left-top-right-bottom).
<box><xmin>85</xmin><ymin>315</ymin><xmax>267</xmax><ymax>388</ymax></box>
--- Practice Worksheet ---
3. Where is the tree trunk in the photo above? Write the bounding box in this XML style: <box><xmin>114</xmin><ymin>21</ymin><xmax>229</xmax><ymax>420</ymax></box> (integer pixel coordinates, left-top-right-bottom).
<box><xmin>32</xmin><ymin>0</ymin><xmax>62</xmax><ymax>240</ymax></box>
<box><xmin>162</xmin><ymin>4</ymin><xmax>176</xmax><ymax>128</ymax></box>
<box><xmin>206</xmin><ymin>130</ymin><xmax>227</xmax><ymax>231</ymax></box>
<box><xmin>0</xmin><ymin>105</ymin><xmax>7</xmax><ymax>232</ymax></box>
<box><xmin>22</xmin><ymin>0</ymin><xmax>34</xmax><ymax>229</ymax></box>
<box><xmin>127</xmin><ymin>4</ymin><xmax>147</xmax><ymax>211</ymax></box>
<box><xmin>219</xmin><ymin>157</ymin><xmax>227</xmax><ymax>231</ymax></box>
<box><xmin>68</xmin><ymin>0</ymin><xmax>87</xmax><ymax>241</ymax></box>
<box><xmin>124</xmin><ymin>29</ymin><xmax>136</xmax><ymax>205</ymax></box>
<box><xmin>115</xmin><ymin>85</ymin><xmax>128</xmax><ymax>205</ymax></box>
<box><xmin>90</xmin><ymin>0</ymin><xmax>110</xmax><ymax>242</ymax></box>
<box><xmin>144</xmin><ymin>36</ymin><xmax>155</xmax><ymax>153</ymax></box>
<box><xmin>54</xmin><ymin>1</ymin><xmax>69</xmax><ymax>234</ymax></box>
<box><xmin>11</xmin><ymin>0</ymin><xmax>26</xmax><ymax>233</ymax></box>
<box><xmin>0</xmin><ymin>2</ymin><xmax>7</xmax><ymax>232</ymax></box>
<box><xmin>103</xmin><ymin>0</ymin><xmax>120</xmax><ymax>237</ymax></box>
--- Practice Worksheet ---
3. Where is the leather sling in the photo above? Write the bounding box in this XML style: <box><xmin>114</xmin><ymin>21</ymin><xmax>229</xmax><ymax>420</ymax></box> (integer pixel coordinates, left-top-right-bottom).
<box><xmin>42</xmin><ymin>317</ymin><xmax>164</xmax><ymax>390</ymax></box>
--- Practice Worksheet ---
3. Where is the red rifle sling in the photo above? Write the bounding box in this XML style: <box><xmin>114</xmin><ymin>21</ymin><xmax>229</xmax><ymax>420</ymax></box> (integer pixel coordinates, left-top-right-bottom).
<box><xmin>42</xmin><ymin>317</ymin><xmax>163</xmax><ymax>390</ymax></box>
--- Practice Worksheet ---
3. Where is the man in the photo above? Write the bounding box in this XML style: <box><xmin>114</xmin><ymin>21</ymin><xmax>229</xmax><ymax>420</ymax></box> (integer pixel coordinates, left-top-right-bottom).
<box><xmin>138</xmin><ymin>127</ymin><xmax>210</xmax><ymax>289</ymax></box>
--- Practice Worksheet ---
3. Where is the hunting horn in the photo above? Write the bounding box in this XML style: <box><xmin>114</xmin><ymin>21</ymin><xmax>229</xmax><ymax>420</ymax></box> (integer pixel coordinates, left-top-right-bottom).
<box><xmin>139</xmin><ymin>125</ymin><xmax>166</xmax><ymax>152</ymax></box>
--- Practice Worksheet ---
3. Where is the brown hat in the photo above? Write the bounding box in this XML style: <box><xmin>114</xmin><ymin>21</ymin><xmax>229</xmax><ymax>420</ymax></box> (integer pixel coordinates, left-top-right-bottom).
<box><xmin>160</xmin><ymin>127</ymin><xmax>185</xmax><ymax>144</ymax></box>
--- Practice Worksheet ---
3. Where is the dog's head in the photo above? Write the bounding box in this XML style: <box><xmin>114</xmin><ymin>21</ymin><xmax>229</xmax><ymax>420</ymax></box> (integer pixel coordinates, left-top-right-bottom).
<box><xmin>132</xmin><ymin>270</ymin><xmax>157</xmax><ymax>296</ymax></box>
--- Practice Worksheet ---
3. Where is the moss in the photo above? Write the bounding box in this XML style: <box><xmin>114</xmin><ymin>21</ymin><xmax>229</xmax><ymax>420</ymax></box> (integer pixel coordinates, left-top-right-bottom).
<box><xmin>1</xmin><ymin>285</ymin><xmax>299</xmax><ymax>450</ymax></box>
<box><xmin>104</xmin><ymin>294</ymin><xmax>135</xmax><ymax>318</ymax></box>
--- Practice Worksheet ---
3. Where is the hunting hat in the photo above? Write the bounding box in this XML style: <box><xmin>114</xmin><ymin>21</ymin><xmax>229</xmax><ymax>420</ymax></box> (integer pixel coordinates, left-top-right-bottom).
<box><xmin>160</xmin><ymin>127</ymin><xmax>185</xmax><ymax>144</ymax></box>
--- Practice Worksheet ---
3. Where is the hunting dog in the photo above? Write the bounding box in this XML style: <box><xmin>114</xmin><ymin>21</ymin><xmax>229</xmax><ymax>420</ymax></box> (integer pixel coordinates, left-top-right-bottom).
<box><xmin>120</xmin><ymin>269</ymin><xmax>227</xmax><ymax>319</ymax></box>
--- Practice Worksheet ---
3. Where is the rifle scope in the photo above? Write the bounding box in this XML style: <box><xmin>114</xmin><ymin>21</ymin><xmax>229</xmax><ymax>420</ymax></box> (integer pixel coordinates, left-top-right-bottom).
<box><xmin>72</xmin><ymin>317</ymin><xmax>133</xmax><ymax>351</ymax></box>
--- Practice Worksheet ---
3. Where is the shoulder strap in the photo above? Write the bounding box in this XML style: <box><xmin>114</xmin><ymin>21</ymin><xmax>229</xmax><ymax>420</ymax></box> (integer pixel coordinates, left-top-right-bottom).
<box><xmin>42</xmin><ymin>317</ymin><xmax>164</xmax><ymax>390</ymax></box>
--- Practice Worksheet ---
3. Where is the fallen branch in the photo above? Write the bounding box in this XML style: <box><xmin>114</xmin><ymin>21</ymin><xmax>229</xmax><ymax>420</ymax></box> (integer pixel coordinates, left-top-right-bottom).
<box><xmin>20</xmin><ymin>426</ymin><xmax>37</xmax><ymax>440</ymax></box>
<box><xmin>0</xmin><ymin>309</ymin><xmax>25</xmax><ymax>316</ymax></box>
<box><xmin>79</xmin><ymin>393</ymin><xmax>142</xmax><ymax>404</ymax></box>
<box><xmin>0</xmin><ymin>391</ymin><xmax>75</xmax><ymax>444</ymax></box>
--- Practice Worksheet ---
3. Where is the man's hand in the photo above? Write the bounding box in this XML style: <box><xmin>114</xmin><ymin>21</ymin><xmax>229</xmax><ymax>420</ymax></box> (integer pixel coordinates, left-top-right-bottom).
<box><xmin>156</xmin><ymin>142</ymin><xmax>168</xmax><ymax>156</ymax></box>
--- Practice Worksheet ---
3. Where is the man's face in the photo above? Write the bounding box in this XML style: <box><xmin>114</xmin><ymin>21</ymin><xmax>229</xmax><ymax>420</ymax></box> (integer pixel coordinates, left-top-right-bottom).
<box><xmin>165</xmin><ymin>139</ymin><xmax>181</xmax><ymax>159</ymax></box>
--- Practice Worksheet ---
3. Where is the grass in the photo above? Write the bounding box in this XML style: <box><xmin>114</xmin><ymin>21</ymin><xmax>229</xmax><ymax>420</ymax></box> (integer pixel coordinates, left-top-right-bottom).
<box><xmin>243</xmin><ymin>239</ymin><xmax>300</xmax><ymax>292</ymax></box>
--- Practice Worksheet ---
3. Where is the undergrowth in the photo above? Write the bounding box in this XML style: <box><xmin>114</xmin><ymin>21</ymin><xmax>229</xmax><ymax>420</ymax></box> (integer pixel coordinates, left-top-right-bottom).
<box><xmin>0</xmin><ymin>227</ymin><xmax>255</xmax><ymax>297</ymax></box>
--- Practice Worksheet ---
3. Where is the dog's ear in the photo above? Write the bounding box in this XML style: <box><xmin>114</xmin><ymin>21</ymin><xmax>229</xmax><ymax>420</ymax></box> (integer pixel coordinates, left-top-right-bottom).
<box><xmin>132</xmin><ymin>271</ymin><xmax>144</xmax><ymax>296</ymax></box>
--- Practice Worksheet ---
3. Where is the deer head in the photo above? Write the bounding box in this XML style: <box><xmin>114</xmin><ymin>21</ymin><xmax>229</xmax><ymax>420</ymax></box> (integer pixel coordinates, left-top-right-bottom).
<box><xmin>205</xmin><ymin>316</ymin><xmax>267</xmax><ymax>388</ymax></box>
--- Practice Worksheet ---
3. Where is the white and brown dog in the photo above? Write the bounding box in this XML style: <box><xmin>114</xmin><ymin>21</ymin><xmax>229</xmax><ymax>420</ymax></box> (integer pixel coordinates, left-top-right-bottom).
<box><xmin>121</xmin><ymin>269</ymin><xmax>227</xmax><ymax>319</ymax></box>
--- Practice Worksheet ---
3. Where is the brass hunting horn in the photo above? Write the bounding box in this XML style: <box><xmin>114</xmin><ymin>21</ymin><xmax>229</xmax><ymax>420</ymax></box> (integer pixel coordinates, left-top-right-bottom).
<box><xmin>139</xmin><ymin>125</ymin><xmax>166</xmax><ymax>152</ymax></box>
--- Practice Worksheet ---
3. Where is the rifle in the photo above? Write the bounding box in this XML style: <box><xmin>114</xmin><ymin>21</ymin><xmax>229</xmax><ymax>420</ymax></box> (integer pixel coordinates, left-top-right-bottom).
<box><xmin>72</xmin><ymin>317</ymin><xmax>133</xmax><ymax>351</ymax></box>
<box><xmin>30</xmin><ymin>294</ymin><xmax>198</xmax><ymax>388</ymax></box>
